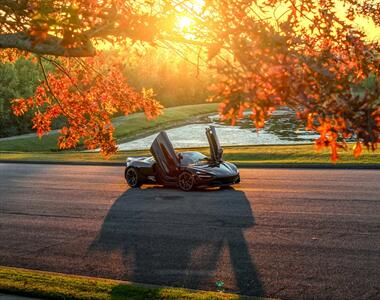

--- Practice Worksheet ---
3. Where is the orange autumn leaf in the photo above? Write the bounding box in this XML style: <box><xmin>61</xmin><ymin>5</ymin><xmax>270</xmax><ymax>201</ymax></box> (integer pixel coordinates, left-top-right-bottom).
<box><xmin>353</xmin><ymin>142</ymin><xmax>363</xmax><ymax>159</ymax></box>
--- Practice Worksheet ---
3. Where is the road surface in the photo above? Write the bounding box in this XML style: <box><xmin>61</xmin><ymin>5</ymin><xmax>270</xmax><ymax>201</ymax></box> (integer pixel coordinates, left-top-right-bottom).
<box><xmin>0</xmin><ymin>163</ymin><xmax>379</xmax><ymax>299</ymax></box>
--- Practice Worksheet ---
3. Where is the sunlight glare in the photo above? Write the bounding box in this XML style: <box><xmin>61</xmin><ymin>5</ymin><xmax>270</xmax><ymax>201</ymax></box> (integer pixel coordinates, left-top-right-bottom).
<box><xmin>178</xmin><ymin>16</ymin><xmax>193</xmax><ymax>32</ymax></box>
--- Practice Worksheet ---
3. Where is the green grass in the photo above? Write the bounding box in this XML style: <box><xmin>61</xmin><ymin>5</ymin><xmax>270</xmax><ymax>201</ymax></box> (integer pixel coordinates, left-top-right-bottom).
<box><xmin>0</xmin><ymin>103</ymin><xmax>218</xmax><ymax>152</ymax></box>
<box><xmin>1</xmin><ymin>144</ymin><xmax>379</xmax><ymax>165</ymax></box>
<box><xmin>0</xmin><ymin>101</ymin><xmax>378</xmax><ymax>165</ymax></box>
<box><xmin>113</xmin><ymin>103</ymin><xmax>218</xmax><ymax>143</ymax></box>
<box><xmin>0</xmin><ymin>266</ymin><xmax>266</xmax><ymax>300</ymax></box>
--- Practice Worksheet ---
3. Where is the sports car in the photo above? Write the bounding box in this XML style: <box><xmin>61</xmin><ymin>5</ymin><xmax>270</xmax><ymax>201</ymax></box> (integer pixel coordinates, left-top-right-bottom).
<box><xmin>124</xmin><ymin>126</ymin><xmax>240</xmax><ymax>191</ymax></box>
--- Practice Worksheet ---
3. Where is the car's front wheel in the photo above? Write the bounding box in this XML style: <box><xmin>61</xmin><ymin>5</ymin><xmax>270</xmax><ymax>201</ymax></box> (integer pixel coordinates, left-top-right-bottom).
<box><xmin>125</xmin><ymin>167</ymin><xmax>141</xmax><ymax>188</ymax></box>
<box><xmin>178</xmin><ymin>171</ymin><xmax>194</xmax><ymax>191</ymax></box>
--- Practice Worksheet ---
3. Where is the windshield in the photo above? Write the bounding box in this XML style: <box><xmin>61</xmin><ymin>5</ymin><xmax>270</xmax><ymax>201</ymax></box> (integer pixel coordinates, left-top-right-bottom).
<box><xmin>179</xmin><ymin>152</ymin><xmax>209</xmax><ymax>166</ymax></box>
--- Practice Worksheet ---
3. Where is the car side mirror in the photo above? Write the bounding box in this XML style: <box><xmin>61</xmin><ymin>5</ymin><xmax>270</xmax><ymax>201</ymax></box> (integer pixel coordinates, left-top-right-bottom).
<box><xmin>178</xmin><ymin>153</ymin><xmax>183</xmax><ymax>162</ymax></box>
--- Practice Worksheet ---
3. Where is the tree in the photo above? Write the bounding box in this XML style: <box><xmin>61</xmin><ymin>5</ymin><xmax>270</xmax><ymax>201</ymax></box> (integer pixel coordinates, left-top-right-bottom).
<box><xmin>1</xmin><ymin>0</ymin><xmax>379</xmax><ymax>159</ymax></box>
<box><xmin>0</xmin><ymin>57</ymin><xmax>42</xmax><ymax>137</ymax></box>
<box><xmin>202</xmin><ymin>0</ymin><xmax>380</xmax><ymax>160</ymax></box>
<box><xmin>1</xmin><ymin>0</ymin><xmax>166</xmax><ymax>156</ymax></box>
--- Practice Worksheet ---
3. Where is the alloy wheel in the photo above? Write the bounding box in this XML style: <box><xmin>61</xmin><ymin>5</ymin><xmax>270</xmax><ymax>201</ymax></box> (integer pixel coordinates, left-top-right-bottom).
<box><xmin>126</xmin><ymin>168</ymin><xmax>139</xmax><ymax>187</ymax></box>
<box><xmin>178</xmin><ymin>171</ymin><xmax>194</xmax><ymax>191</ymax></box>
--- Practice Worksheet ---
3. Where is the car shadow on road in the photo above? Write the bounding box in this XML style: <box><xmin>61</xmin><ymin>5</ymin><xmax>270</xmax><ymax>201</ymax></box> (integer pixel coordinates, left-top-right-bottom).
<box><xmin>89</xmin><ymin>186</ymin><xmax>263</xmax><ymax>296</ymax></box>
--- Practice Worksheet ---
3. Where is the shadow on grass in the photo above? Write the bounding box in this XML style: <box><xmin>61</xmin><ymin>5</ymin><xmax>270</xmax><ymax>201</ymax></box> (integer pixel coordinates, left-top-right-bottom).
<box><xmin>90</xmin><ymin>187</ymin><xmax>263</xmax><ymax>297</ymax></box>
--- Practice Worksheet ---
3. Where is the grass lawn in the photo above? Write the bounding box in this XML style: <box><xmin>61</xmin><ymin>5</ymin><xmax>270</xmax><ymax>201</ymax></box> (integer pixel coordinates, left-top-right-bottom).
<box><xmin>0</xmin><ymin>266</ymin><xmax>266</xmax><ymax>300</ymax></box>
<box><xmin>1</xmin><ymin>144</ymin><xmax>379</xmax><ymax>166</ymax></box>
<box><xmin>0</xmin><ymin>101</ymin><xmax>378</xmax><ymax>166</ymax></box>
<box><xmin>0</xmin><ymin>103</ymin><xmax>218</xmax><ymax>152</ymax></box>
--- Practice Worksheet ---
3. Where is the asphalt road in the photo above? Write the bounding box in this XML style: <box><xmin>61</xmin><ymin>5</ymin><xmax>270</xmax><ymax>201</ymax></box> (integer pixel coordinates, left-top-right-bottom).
<box><xmin>0</xmin><ymin>163</ymin><xmax>379</xmax><ymax>300</ymax></box>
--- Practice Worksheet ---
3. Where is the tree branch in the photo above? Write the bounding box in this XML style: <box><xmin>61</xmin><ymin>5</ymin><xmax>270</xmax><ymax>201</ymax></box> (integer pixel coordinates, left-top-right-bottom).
<box><xmin>0</xmin><ymin>32</ymin><xmax>96</xmax><ymax>57</ymax></box>
<box><xmin>38</xmin><ymin>55</ymin><xmax>73</xmax><ymax>119</ymax></box>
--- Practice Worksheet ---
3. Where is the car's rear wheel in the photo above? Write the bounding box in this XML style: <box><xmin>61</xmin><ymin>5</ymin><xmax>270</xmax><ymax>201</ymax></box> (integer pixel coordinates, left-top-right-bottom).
<box><xmin>125</xmin><ymin>167</ymin><xmax>141</xmax><ymax>188</ymax></box>
<box><xmin>178</xmin><ymin>171</ymin><xmax>194</xmax><ymax>191</ymax></box>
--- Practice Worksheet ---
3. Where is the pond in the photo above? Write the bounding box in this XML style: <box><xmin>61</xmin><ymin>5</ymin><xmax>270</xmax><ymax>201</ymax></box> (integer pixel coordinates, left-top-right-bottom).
<box><xmin>118</xmin><ymin>107</ymin><xmax>319</xmax><ymax>151</ymax></box>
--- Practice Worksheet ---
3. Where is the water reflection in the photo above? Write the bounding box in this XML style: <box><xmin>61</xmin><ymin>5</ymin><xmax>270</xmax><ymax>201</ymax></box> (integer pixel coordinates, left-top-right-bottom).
<box><xmin>118</xmin><ymin>107</ymin><xmax>320</xmax><ymax>151</ymax></box>
<box><xmin>211</xmin><ymin>107</ymin><xmax>318</xmax><ymax>142</ymax></box>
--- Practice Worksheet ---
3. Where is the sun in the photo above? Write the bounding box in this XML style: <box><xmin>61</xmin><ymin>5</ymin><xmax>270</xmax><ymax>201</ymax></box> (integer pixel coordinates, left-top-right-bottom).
<box><xmin>178</xmin><ymin>16</ymin><xmax>194</xmax><ymax>32</ymax></box>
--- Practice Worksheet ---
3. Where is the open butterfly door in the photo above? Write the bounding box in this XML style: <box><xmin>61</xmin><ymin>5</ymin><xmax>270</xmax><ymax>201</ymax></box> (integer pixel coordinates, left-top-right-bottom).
<box><xmin>206</xmin><ymin>126</ymin><xmax>223</xmax><ymax>163</ymax></box>
<box><xmin>150</xmin><ymin>131</ymin><xmax>180</xmax><ymax>179</ymax></box>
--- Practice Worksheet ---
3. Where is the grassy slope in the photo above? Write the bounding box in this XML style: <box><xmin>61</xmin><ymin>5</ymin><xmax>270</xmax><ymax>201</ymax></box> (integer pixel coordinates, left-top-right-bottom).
<box><xmin>1</xmin><ymin>144</ymin><xmax>379</xmax><ymax>165</ymax></box>
<box><xmin>0</xmin><ymin>266</ymin><xmax>265</xmax><ymax>300</ymax></box>
<box><xmin>0</xmin><ymin>103</ymin><xmax>218</xmax><ymax>152</ymax></box>
<box><xmin>114</xmin><ymin>103</ymin><xmax>218</xmax><ymax>143</ymax></box>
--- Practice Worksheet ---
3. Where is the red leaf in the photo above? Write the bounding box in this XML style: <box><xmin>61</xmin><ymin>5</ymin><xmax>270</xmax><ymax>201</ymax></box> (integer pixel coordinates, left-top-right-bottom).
<box><xmin>353</xmin><ymin>142</ymin><xmax>362</xmax><ymax>159</ymax></box>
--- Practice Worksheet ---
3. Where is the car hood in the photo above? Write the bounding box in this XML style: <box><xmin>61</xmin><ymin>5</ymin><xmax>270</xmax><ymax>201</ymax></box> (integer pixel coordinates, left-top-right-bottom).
<box><xmin>190</xmin><ymin>161</ymin><xmax>238</xmax><ymax>177</ymax></box>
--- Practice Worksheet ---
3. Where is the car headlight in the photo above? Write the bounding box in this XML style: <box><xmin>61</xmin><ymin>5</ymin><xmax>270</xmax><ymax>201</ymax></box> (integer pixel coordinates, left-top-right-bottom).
<box><xmin>195</xmin><ymin>171</ymin><xmax>213</xmax><ymax>178</ymax></box>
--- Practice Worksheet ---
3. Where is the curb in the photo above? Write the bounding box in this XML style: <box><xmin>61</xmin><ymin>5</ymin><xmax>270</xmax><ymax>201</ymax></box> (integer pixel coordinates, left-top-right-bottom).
<box><xmin>0</xmin><ymin>160</ymin><xmax>379</xmax><ymax>169</ymax></box>
<box><xmin>234</xmin><ymin>163</ymin><xmax>380</xmax><ymax>169</ymax></box>
<box><xmin>0</xmin><ymin>294</ymin><xmax>42</xmax><ymax>300</ymax></box>
<box><xmin>0</xmin><ymin>160</ymin><xmax>123</xmax><ymax>166</ymax></box>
